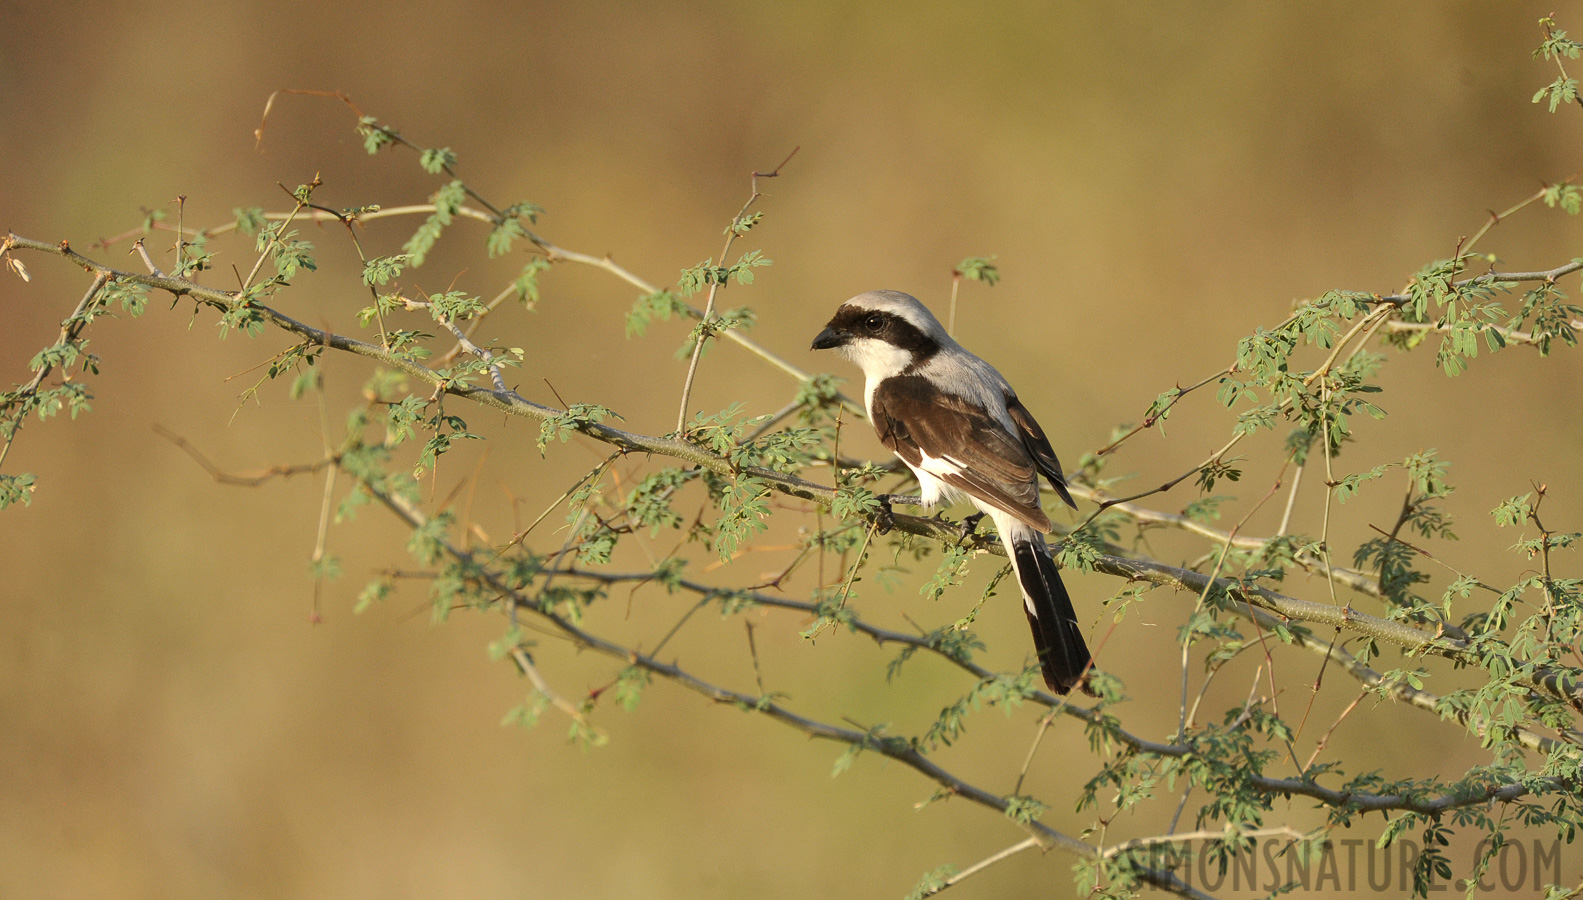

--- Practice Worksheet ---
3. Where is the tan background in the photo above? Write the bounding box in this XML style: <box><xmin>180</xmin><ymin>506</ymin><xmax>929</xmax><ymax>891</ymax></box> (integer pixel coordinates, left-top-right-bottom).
<box><xmin>3</xmin><ymin>2</ymin><xmax>1582</xmax><ymax>897</ymax></box>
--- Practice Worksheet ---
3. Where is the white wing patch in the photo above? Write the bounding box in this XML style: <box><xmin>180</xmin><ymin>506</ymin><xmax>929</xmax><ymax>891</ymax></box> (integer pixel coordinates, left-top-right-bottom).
<box><xmin>914</xmin><ymin>448</ymin><xmax>966</xmax><ymax>479</ymax></box>
<box><xmin>909</xmin><ymin>449</ymin><xmax>968</xmax><ymax>507</ymax></box>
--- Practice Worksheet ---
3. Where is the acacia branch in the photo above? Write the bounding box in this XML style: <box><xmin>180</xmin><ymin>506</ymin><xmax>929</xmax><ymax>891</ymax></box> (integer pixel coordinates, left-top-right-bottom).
<box><xmin>0</xmin><ymin>269</ymin><xmax>108</xmax><ymax>472</ymax></box>
<box><xmin>86</xmin><ymin>202</ymin><xmax>863</xmax><ymax>416</ymax></box>
<box><xmin>1373</xmin><ymin>260</ymin><xmax>1583</xmax><ymax>307</ymax></box>
<box><xmin>384</xmin><ymin>482</ymin><xmax>1561</xmax><ymax>824</ymax></box>
<box><xmin>560</xmin><ymin>558</ymin><xmax>1578</xmax><ymax>759</ymax></box>
<box><xmin>349</xmin><ymin>472</ymin><xmax>1224</xmax><ymax>898</ymax></box>
<box><xmin>374</xmin><ymin>546</ymin><xmax>1562</xmax><ymax>819</ymax></box>
<box><xmin>149</xmin><ymin>416</ymin><xmax>1564</xmax><ymax>890</ymax></box>
<box><xmin>1232</xmin><ymin>601</ymin><xmax>1568</xmax><ymax>756</ymax></box>
<box><xmin>1385</xmin><ymin>317</ymin><xmax>1583</xmax><ymax>346</ymax></box>
<box><xmin>1067</xmin><ymin>482</ymin><xmax>1389</xmax><ymax>603</ymax></box>
<box><xmin>9</xmin><ymin>231</ymin><xmax>1578</xmax><ymax>713</ymax></box>
<box><xmin>15</xmin><ymin>231</ymin><xmax>1583</xmax><ymax>808</ymax></box>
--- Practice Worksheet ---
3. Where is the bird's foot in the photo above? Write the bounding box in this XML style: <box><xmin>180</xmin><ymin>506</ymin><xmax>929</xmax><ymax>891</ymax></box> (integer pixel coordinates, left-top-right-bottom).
<box><xmin>956</xmin><ymin>512</ymin><xmax>986</xmax><ymax>544</ymax></box>
<box><xmin>872</xmin><ymin>494</ymin><xmax>926</xmax><ymax>535</ymax></box>
<box><xmin>873</xmin><ymin>493</ymin><xmax>899</xmax><ymax>535</ymax></box>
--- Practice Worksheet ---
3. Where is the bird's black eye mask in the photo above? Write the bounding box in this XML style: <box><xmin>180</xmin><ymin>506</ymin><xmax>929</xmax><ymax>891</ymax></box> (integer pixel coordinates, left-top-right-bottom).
<box><xmin>812</xmin><ymin>307</ymin><xmax>939</xmax><ymax>358</ymax></box>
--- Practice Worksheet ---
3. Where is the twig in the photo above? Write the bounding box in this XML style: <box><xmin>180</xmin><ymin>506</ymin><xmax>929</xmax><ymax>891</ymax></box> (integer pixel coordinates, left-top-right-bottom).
<box><xmin>745</xmin><ymin>621</ymin><xmax>767</xmax><ymax>696</ymax></box>
<box><xmin>131</xmin><ymin>239</ymin><xmax>164</xmax><ymax>277</ymax></box>
<box><xmin>921</xmin><ymin>837</ymin><xmax>1041</xmax><ymax>897</ymax></box>
<box><xmin>0</xmin><ymin>271</ymin><xmax>109</xmax><ymax>473</ymax></box>
<box><xmin>1303</xmin><ymin>689</ymin><xmax>1367</xmax><ymax>770</ymax></box>
<box><xmin>151</xmin><ymin>424</ymin><xmax>335</xmax><ymax>486</ymax></box>
<box><xmin>510</xmin><ymin>646</ymin><xmax>601</xmax><ymax>736</ymax></box>
<box><xmin>675</xmin><ymin>148</ymin><xmax>797</xmax><ymax>432</ymax></box>
<box><xmin>1276</xmin><ymin>464</ymin><xmax>1303</xmax><ymax>536</ymax></box>
<box><xmin>1175</xmin><ymin>471</ymin><xmax>1287</xmax><ymax>740</ymax></box>
<box><xmin>1089</xmin><ymin>366</ymin><xmax>1233</xmax><ymax>460</ymax></box>
<box><xmin>309</xmin><ymin>381</ymin><xmax>338</xmax><ymax>624</ymax></box>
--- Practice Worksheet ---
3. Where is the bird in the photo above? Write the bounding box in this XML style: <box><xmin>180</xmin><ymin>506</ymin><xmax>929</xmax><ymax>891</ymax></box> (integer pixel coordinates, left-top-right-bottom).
<box><xmin>811</xmin><ymin>290</ymin><xmax>1094</xmax><ymax>695</ymax></box>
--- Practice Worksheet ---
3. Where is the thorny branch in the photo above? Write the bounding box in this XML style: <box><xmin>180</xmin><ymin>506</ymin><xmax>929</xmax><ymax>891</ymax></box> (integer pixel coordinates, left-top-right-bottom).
<box><xmin>149</xmin><ymin>417</ymin><xmax>1566</xmax><ymax>900</ymax></box>
<box><xmin>6</xmin><ymin>231</ymin><xmax>1581</xmax><ymax>716</ymax></box>
<box><xmin>348</xmin><ymin>461</ymin><xmax>1555</xmax><ymax>896</ymax></box>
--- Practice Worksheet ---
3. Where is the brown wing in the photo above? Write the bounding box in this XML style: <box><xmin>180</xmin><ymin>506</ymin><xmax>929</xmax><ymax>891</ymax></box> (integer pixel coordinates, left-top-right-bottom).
<box><xmin>871</xmin><ymin>375</ymin><xmax>1051</xmax><ymax>532</ymax></box>
<box><xmin>1006</xmin><ymin>395</ymin><xmax>1077</xmax><ymax>510</ymax></box>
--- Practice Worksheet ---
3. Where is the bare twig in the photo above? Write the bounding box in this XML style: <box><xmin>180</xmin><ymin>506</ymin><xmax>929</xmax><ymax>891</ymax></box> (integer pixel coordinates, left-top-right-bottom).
<box><xmin>920</xmin><ymin>837</ymin><xmax>1041</xmax><ymax>897</ymax></box>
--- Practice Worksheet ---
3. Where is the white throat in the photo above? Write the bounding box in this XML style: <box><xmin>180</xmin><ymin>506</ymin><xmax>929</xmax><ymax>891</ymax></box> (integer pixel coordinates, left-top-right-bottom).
<box><xmin>838</xmin><ymin>338</ymin><xmax>914</xmax><ymax>415</ymax></box>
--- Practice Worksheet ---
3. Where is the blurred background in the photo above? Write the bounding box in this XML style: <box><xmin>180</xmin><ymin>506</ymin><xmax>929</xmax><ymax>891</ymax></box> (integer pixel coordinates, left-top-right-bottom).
<box><xmin>3</xmin><ymin>2</ymin><xmax>1582</xmax><ymax>897</ymax></box>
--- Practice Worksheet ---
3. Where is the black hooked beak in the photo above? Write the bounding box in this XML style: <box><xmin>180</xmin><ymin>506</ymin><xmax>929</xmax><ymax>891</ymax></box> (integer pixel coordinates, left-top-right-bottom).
<box><xmin>811</xmin><ymin>327</ymin><xmax>847</xmax><ymax>351</ymax></box>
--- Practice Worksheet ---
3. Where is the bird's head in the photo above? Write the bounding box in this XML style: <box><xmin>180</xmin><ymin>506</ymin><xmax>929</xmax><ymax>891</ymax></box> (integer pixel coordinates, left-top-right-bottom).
<box><xmin>810</xmin><ymin>290</ymin><xmax>947</xmax><ymax>378</ymax></box>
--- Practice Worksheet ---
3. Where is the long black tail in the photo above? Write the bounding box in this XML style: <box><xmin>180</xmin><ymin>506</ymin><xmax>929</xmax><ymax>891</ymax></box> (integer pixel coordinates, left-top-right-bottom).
<box><xmin>1007</xmin><ymin>530</ymin><xmax>1094</xmax><ymax>696</ymax></box>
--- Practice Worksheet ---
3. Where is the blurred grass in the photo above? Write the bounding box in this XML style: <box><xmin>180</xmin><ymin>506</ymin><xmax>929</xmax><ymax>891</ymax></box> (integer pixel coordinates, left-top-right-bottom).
<box><xmin>3</xmin><ymin>1</ymin><xmax>1583</xmax><ymax>897</ymax></box>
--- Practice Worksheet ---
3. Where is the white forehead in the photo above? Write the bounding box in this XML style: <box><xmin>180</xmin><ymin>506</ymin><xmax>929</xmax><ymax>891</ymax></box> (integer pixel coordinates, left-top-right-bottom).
<box><xmin>841</xmin><ymin>290</ymin><xmax>945</xmax><ymax>336</ymax></box>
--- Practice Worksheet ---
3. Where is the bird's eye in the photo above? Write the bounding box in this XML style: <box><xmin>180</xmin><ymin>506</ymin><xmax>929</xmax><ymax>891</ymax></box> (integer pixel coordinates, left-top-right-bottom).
<box><xmin>863</xmin><ymin>314</ymin><xmax>884</xmax><ymax>331</ymax></box>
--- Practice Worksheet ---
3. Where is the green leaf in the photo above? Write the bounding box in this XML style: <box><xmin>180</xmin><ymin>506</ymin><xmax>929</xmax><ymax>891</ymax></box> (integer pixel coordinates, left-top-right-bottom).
<box><xmin>427</xmin><ymin>290</ymin><xmax>486</xmax><ymax>322</ymax></box>
<box><xmin>419</xmin><ymin>146</ymin><xmax>458</xmax><ymax>174</ymax></box>
<box><xmin>1534</xmin><ymin>75</ymin><xmax>1580</xmax><ymax>113</ymax></box>
<box><xmin>354</xmin><ymin>577</ymin><xmax>393</xmax><ymax>613</ymax></box>
<box><xmin>308</xmin><ymin>554</ymin><xmax>341</xmax><ymax>580</ymax></box>
<box><xmin>726</xmin><ymin>211</ymin><xmax>763</xmax><ymax>235</ymax></box>
<box><xmin>289</xmin><ymin>368</ymin><xmax>321</xmax><ymax>399</ymax></box>
<box><xmin>232</xmin><ymin>206</ymin><xmax>267</xmax><ymax>236</ymax></box>
<box><xmin>920</xmin><ymin>543</ymin><xmax>972</xmax><ymax>602</ymax></box>
<box><xmin>730</xmin><ymin>249</ymin><xmax>772</xmax><ymax>285</ymax></box>
<box><xmin>514</xmin><ymin>257</ymin><xmax>552</xmax><ymax>308</ymax></box>
<box><xmin>715</xmin><ymin>476</ymin><xmax>772</xmax><ymax>562</ymax></box>
<box><xmin>537</xmin><ymin>403</ymin><xmax>619</xmax><ymax>454</ymax></box>
<box><xmin>270</xmin><ymin>232</ymin><xmax>316</xmax><ymax>281</ymax></box>
<box><xmin>487</xmin><ymin>625</ymin><xmax>525</xmax><ymax>661</ymax></box>
<box><xmin>1184</xmin><ymin>495</ymin><xmax>1235</xmax><ymax>524</ymax></box>
<box><xmin>1536</xmin><ymin>21</ymin><xmax>1583</xmax><ymax>60</ymax></box>
<box><xmin>613</xmin><ymin>665</ymin><xmax>651</xmax><ymax>712</ymax></box>
<box><xmin>1542</xmin><ymin>183</ymin><xmax>1583</xmax><ymax>215</ymax></box>
<box><xmin>501</xmin><ymin>693</ymin><xmax>548</xmax><ymax>730</ymax></box>
<box><xmin>0</xmin><ymin>472</ymin><xmax>38</xmax><ymax>509</ymax></box>
<box><xmin>1002</xmin><ymin>794</ymin><xmax>1047</xmax><ymax>825</ymax></box>
<box><xmin>403</xmin><ymin>180</ymin><xmax>467</xmax><ymax>268</ymax></box>
<box><xmin>830</xmin><ymin>743</ymin><xmax>863</xmax><ymax>777</ymax></box>
<box><xmin>102</xmin><ymin>279</ymin><xmax>148</xmax><ymax>317</ymax></box>
<box><xmin>903</xmin><ymin>865</ymin><xmax>958</xmax><ymax>900</ymax></box>
<box><xmin>626</xmin><ymin>290</ymin><xmax>690</xmax><ymax>337</ymax></box>
<box><xmin>954</xmin><ymin>255</ymin><xmax>1000</xmax><ymax>286</ymax></box>
<box><xmin>1492</xmin><ymin>494</ymin><xmax>1533</xmax><ymax>527</ymax></box>
<box><xmin>831</xmin><ymin>484</ymin><xmax>880</xmax><ymax>521</ymax></box>
<box><xmin>357</xmin><ymin>116</ymin><xmax>395</xmax><ymax>154</ymax></box>
<box><xmin>361</xmin><ymin>254</ymin><xmax>408</xmax><ymax>287</ymax></box>
<box><xmin>487</xmin><ymin>216</ymin><xmax>529</xmax><ymax>258</ymax></box>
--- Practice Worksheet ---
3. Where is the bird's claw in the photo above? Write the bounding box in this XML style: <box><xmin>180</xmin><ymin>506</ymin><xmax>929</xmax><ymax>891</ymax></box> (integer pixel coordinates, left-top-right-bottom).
<box><xmin>873</xmin><ymin>494</ymin><xmax>898</xmax><ymax>535</ymax></box>
<box><xmin>957</xmin><ymin>512</ymin><xmax>986</xmax><ymax>544</ymax></box>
